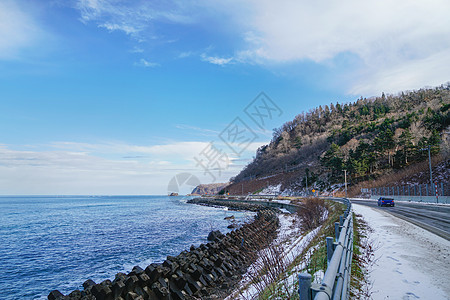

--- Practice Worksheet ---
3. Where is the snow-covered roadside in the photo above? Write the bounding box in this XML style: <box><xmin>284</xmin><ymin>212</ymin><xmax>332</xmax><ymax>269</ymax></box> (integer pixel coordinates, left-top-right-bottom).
<box><xmin>353</xmin><ymin>204</ymin><xmax>450</xmax><ymax>300</ymax></box>
<box><xmin>225</xmin><ymin>213</ymin><xmax>320</xmax><ymax>300</ymax></box>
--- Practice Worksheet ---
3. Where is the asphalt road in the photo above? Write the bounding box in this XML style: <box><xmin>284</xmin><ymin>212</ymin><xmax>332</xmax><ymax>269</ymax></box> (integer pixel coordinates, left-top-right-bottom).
<box><xmin>351</xmin><ymin>199</ymin><xmax>450</xmax><ymax>241</ymax></box>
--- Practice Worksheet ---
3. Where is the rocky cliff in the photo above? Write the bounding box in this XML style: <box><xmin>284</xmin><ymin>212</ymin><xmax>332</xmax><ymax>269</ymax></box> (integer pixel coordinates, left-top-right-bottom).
<box><xmin>190</xmin><ymin>183</ymin><xmax>229</xmax><ymax>195</ymax></box>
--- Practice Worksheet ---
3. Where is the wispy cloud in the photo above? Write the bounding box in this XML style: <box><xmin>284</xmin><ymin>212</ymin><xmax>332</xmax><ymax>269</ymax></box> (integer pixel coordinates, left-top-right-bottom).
<box><xmin>179</xmin><ymin>50</ymin><xmax>235</xmax><ymax>66</ymax></box>
<box><xmin>75</xmin><ymin>0</ymin><xmax>196</xmax><ymax>40</ymax></box>
<box><xmin>201</xmin><ymin>53</ymin><xmax>233</xmax><ymax>66</ymax></box>
<box><xmin>130</xmin><ymin>46</ymin><xmax>144</xmax><ymax>53</ymax></box>
<box><xmin>0</xmin><ymin>0</ymin><xmax>46</xmax><ymax>60</ymax></box>
<box><xmin>175</xmin><ymin>124</ymin><xmax>220</xmax><ymax>136</ymax></box>
<box><xmin>49</xmin><ymin>141</ymin><xmax>209</xmax><ymax>160</ymax></box>
<box><xmin>134</xmin><ymin>58</ymin><xmax>159</xmax><ymax>68</ymax></box>
<box><xmin>178</xmin><ymin>51</ymin><xmax>194</xmax><ymax>58</ymax></box>
<box><xmin>99</xmin><ymin>22</ymin><xmax>140</xmax><ymax>35</ymax></box>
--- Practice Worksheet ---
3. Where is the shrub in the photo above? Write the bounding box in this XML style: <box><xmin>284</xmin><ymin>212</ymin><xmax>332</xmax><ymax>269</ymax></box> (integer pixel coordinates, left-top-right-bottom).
<box><xmin>297</xmin><ymin>198</ymin><xmax>328</xmax><ymax>232</ymax></box>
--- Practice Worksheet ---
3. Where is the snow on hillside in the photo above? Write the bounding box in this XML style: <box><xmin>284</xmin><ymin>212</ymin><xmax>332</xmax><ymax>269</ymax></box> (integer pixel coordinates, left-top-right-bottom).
<box><xmin>258</xmin><ymin>184</ymin><xmax>282</xmax><ymax>195</ymax></box>
<box><xmin>352</xmin><ymin>204</ymin><xmax>450</xmax><ymax>299</ymax></box>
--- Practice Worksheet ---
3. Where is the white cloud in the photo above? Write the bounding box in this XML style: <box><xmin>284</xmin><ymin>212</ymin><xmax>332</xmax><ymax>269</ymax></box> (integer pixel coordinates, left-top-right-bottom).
<box><xmin>201</xmin><ymin>53</ymin><xmax>233</xmax><ymax>65</ymax></box>
<box><xmin>134</xmin><ymin>58</ymin><xmax>159</xmax><ymax>67</ymax></box>
<box><xmin>75</xmin><ymin>0</ymin><xmax>196</xmax><ymax>39</ymax></box>
<box><xmin>72</xmin><ymin>0</ymin><xmax>450</xmax><ymax>96</ymax></box>
<box><xmin>175</xmin><ymin>124</ymin><xmax>220</xmax><ymax>136</ymax></box>
<box><xmin>49</xmin><ymin>140</ymin><xmax>264</xmax><ymax>165</ymax></box>
<box><xmin>71</xmin><ymin>0</ymin><xmax>450</xmax><ymax>94</ymax></box>
<box><xmin>178</xmin><ymin>51</ymin><xmax>194</xmax><ymax>58</ymax></box>
<box><xmin>99</xmin><ymin>22</ymin><xmax>139</xmax><ymax>35</ymax></box>
<box><xmin>241</xmin><ymin>0</ymin><xmax>450</xmax><ymax>62</ymax></box>
<box><xmin>0</xmin><ymin>140</ymin><xmax>250</xmax><ymax>195</ymax></box>
<box><xmin>130</xmin><ymin>46</ymin><xmax>144</xmax><ymax>53</ymax></box>
<box><xmin>236</xmin><ymin>0</ymin><xmax>450</xmax><ymax>94</ymax></box>
<box><xmin>350</xmin><ymin>50</ymin><xmax>450</xmax><ymax>95</ymax></box>
<box><xmin>0</xmin><ymin>0</ymin><xmax>45</xmax><ymax>60</ymax></box>
<box><xmin>49</xmin><ymin>141</ymin><xmax>209</xmax><ymax>161</ymax></box>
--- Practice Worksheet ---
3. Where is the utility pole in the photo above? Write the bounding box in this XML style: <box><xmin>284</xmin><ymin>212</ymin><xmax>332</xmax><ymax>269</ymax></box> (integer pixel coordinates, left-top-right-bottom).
<box><xmin>435</xmin><ymin>182</ymin><xmax>439</xmax><ymax>204</ymax></box>
<box><xmin>305</xmin><ymin>175</ymin><xmax>308</xmax><ymax>196</ymax></box>
<box><xmin>344</xmin><ymin>170</ymin><xmax>348</xmax><ymax>199</ymax></box>
<box><xmin>305</xmin><ymin>168</ymin><xmax>309</xmax><ymax>197</ymax></box>
<box><xmin>427</xmin><ymin>145</ymin><xmax>433</xmax><ymax>188</ymax></box>
<box><xmin>420</xmin><ymin>145</ymin><xmax>433</xmax><ymax>188</ymax></box>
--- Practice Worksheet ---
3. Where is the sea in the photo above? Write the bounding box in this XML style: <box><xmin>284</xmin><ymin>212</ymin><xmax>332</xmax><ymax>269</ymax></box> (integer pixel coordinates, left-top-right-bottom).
<box><xmin>0</xmin><ymin>195</ymin><xmax>253</xmax><ymax>299</ymax></box>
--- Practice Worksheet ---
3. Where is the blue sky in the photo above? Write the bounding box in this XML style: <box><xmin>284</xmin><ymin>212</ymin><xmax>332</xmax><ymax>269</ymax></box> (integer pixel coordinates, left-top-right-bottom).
<box><xmin>1</xmin><ymin>0</ymin><xmax>449</xmax><ymax>194</ymax></box>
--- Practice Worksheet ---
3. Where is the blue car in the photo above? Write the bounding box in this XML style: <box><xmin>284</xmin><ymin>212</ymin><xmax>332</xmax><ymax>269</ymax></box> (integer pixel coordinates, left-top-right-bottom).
<box><xmin>378</xmin><ymin>197</ymin><xmax>395</xmax><ymax>207</ymax></box>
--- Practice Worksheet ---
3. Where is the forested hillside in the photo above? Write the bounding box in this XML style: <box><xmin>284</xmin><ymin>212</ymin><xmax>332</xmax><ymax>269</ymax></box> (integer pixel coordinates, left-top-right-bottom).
<box><xmin>229</xmin><ymin>84</ymin><xmax>450</xmax><ymax>194</ymax></box>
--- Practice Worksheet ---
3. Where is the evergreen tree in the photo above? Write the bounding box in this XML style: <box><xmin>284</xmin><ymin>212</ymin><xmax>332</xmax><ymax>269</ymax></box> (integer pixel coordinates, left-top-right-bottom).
<box><xmin>398</xmin><ymin>129</ymin><xmax>414</xmax><ymax>165</ymax></box>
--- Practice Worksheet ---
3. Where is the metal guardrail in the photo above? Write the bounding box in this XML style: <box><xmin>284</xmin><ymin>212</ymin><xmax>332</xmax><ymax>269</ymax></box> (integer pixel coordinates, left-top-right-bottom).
<box><xmin>368</xmin><ymin>182</ymin><xmax>449</xmax><ymax>197</ymax></box>
<box><xmin>298</xmin><ymin>198</ymin><xmax>353</xmax><ymax>300</ymax></box>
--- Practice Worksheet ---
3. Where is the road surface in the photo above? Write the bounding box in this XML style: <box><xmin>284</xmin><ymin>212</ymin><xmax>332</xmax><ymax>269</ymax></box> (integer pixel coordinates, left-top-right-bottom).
<box><xmin>351</xmin><ymin>199</ymin><xmax>450</xmax><ymax>241</ymax></box>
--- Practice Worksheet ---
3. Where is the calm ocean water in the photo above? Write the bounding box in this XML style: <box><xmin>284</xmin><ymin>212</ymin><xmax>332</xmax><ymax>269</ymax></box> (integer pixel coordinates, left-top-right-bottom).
<box><xmin>0</xmin><ymin>196</ymin><xmax>252</xmax><ymax>299</ymax></box>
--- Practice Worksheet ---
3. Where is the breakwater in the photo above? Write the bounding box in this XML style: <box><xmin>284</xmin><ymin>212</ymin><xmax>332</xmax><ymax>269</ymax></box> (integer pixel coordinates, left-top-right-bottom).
<box><xmin>48</xmin><ymin>210</ymin><xmax>279</xmax><ymax>300</ymax></box>
<box><xmin>187</xmin><ymin>197</ymin><xmax>299</xmax><ymax>213</ymax></box>
<box><xmin>187</xmin><ymin>197</ymin><xmax>278</xmax><ymax>212</ymax></box>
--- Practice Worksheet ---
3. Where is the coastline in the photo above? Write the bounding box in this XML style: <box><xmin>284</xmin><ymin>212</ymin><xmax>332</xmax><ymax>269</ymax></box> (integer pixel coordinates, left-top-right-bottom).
<box><xmin>187</xmin><ymin>197</ymin><xmax>281</xmax><ymax>212</ymax></box>
<box><xmin>49</xmin><ymin>199</ymin><xmax>280</xmax><ymax>300</ymax></box>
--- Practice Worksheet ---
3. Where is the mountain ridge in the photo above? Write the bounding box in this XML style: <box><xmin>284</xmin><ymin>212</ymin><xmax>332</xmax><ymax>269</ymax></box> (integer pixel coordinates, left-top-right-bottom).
<box><xmin>225</xmin><ymin>84</ymin><xmax>450</xmax><ymax>196</ymax></box>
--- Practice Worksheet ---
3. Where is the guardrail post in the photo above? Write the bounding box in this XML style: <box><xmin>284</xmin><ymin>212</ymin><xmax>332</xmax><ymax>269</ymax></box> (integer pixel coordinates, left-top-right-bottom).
<box><xmin>326</xmin><ymin>237</ymin><xmax>334</xmax><ymax>264</ymax></box>
<box><xmin>298</xmin><ymin>273</ymin><xmax>312</xmax><ymax>300</ymax></box>
<box><xmin>335</xmin><ymin>222</ymin><xmax>340</xmax><ymax>240</ymax></box>
<box><xmin>339</xmin><ymin>215</ymin><xmax>343</xmax><ymax>227</ymax></box>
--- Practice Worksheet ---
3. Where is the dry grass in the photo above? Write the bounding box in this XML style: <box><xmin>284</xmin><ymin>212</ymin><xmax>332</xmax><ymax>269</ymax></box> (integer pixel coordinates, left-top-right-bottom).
<box><xmin>238</xmin><ymin>241</ymin><xmax>297</xmax><ymax>300</ymax></box>
<box><xmin>350</xmin><ymin>213</ymin><xmax>380</xmax><ymax>299</ymax></box>
<box><xmin>236</xmin><ymin>199</ymin><xmax>330</xmax><ymax>299</ymax></box>
<box><xmin>296</xmin><ymin>198</ymin><xmax>328</xmax><ymax>232</ymax></box>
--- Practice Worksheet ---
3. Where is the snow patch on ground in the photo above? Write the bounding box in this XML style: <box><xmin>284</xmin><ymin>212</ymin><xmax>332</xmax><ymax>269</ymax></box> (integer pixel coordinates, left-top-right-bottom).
<box><xmin>278</xmin><ymin>208</ymin><xmax>291</xmax><ymax>214</ymax></box>
<box><xmin>353</xmin><ymin>204</ymin><xmax>450</xmax><ymax>300</ymax></box>
<box><xmin>272</xmin><ymin>199</ymin><xmax>292</xmax><ymax>205</ymax></box>
<box><xmin>258</xmin><ymin>184</ymin><xmax>282</xmax><ymax>195</ymax></box>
